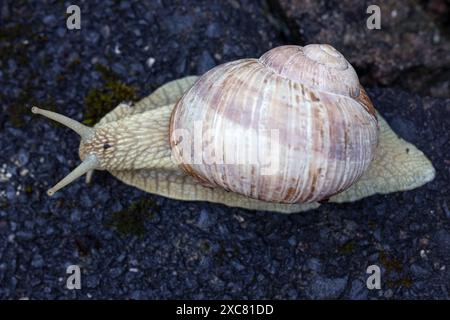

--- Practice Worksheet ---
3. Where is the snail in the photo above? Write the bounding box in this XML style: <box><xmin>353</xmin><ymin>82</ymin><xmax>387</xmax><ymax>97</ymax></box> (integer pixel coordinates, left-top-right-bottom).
<box><xmin>32</xmin><ymin>44</ymin><xmax>435</xmax><ymax>213</ymax></box>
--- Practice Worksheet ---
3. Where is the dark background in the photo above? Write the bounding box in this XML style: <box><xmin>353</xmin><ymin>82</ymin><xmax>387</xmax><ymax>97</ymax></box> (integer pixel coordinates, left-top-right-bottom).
<box><xmin>0</xmin><ymin>0</ymin><xmax>449</xmax><ymax>299</ymax></box>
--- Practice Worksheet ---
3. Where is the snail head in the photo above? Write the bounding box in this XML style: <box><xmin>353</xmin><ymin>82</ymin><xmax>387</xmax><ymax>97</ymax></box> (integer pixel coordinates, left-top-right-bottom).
<box><xmin>31</xmin><ymin>106</ymin><xmax>111</xmax><ymax>196</ymax></box>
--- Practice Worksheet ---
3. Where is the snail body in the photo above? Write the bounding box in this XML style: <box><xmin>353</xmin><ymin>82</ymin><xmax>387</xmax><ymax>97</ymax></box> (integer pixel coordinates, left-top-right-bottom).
<box><xmin>32</xmin><ymin>45</ymin><xmax>435</xmax><ymax>213</ymax></box>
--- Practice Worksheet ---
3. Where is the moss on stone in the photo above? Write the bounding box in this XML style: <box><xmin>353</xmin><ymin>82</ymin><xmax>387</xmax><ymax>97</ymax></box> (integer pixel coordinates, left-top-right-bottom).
<box><xmin>106</xmin><ymin>198</ymin><xmax>160</xmax><ymax>237</ymax></box>
<box><xmin>214</xmin><ymin>241</ymin><xmax>227</xmax><ymax>265</ymax></box>
<box><xmin>0</xmin><ymin>200</ymin><xmax>10</xmax><ymax>210</ymax></box>
<box><xmin>0</xmin><ymin>23</ymin><xmax>52</xmax><ymax>129</ymax></box>
<box><xmin>67</xmin><ymin>58</ymin><xmax>82</xmax><ymax>70</ymax></box>
<box><xmin>0</xmin><ymin>24</ymin><xmax>48</xmax><ymax>68</ymax></box>
<box><xmin>7</xmin><ymin>89</ymin><xmax>58</xmax><ymax>129</ymax></box>
<box><xmin>386</xmin><ymin>277</ymin><xmax>413</xmax><ymax>289</ymax></box>
<box><xmin>339</xmin><ymin>240</ymin><xmax>355</xmax><ymax>254</ymax></box>
<box><xmin>83</xmin><ymin>64</ymin><xmax>137</xmax><ymax>126</ymax></box>
<box><xmin>8</xmin><ymin>103</ymin><xmax>29</xmax><ymax>128</ymax></box>
<box><xmin>380</xmin><ymin>251</ymin><xmax>403</xmax><ymax>273</ymax></box>
<box><xmin>24</xmin><ymin>185</ymin><xmax>33</xmax><ymax>195</ymax></box>
<box><xmin>199</xmin><ymin>240</ymin><xmax>212</xmax><ymax>253</ymax></box>
<box><xmin>379</xmin><ymin>251</ymin><xmax>413</xmax><ymax>289</ymax></box>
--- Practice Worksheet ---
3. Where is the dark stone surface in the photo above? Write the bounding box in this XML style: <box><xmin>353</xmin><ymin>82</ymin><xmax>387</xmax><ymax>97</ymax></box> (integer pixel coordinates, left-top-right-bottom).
<box><xmin>0</xmin><ymin>0</ymin><xmax>449</xmax><ymax>299</ymax></box>
<box><xmin>276</xmin><ymin>0</ymin><xmax>450</xmax><ymax>98</ymax></box>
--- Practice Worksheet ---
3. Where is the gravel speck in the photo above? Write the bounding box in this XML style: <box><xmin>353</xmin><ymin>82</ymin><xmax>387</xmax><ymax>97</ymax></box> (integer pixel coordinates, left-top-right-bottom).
<box><xmin>196</xmin><ymin>51</ymin><xmax>215</xmax><ymax>74</ymax></box>
<box><xmin>306</xmin><ymin>275</ymin><xmax>348</xmax><ymax>299</ymax></box>
<box><xmin>31</xmin><ymin>254</ymin><xmax>45</xmax><ymax>268</ymax></box>
<box><xmin>443</xmin><ymin>201</ymin><xmax>450</xmax><ymax>218</ymax></box>
<box><xmin>349</xmin><ymin>279</ymin><xmax>368</xmax><ymax>300</ymax></box>
<box><xmin>42</xmin><ymin>15</ymin><xmax>56</xmax><ymax>26</ymax></box>
<box><xmin>305</xmin><ymin>258</ymin><xmax>323</xmax><ymax>273</ymax></box>
<box><xmin>196</xmin><ymin>209</ymin><xmax>214</xmax><ymax>231</ymax></box>
<box><xmin>146</xmin><ymin>57</ymin><xmax>156</xmax><ymax>69</ymax></box>
<box><xmin>411</xmin><ymin>263</ymin><xmax>430</xmax><ymax>279</ymax></box>
<box><xmin>206</xmin><ymin>23</ymin><xmax>221</xmax><ymax>38</ymax></box>
<box><xmin>86</xmin><ymin>275</ymin><xmax>100</xmax><ymax>289</ymax></box>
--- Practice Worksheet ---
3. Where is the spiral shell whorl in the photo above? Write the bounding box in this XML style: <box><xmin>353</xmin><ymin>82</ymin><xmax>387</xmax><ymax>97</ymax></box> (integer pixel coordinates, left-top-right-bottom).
<box><xmin>303</xmin><ymin>44</ymin><xmax>347</xmax><ymax>70</ymax></box>
<box><xmin>170</xmin><ymin>44</ymin><xmax>379</xmax><ymax>204</ymax></box>
<box><xmin>260</xmin><ymin>45</ymin><xmax>361</xmax><ymax>97</ymax></box>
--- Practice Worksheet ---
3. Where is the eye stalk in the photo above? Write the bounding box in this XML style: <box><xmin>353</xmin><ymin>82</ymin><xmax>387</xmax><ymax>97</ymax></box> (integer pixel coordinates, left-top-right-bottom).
<box><xmin>31</xmin><ymin>106</ymin><xmax>95</xmax><ymax>140</ymax></box>
<box><xmin>46</xmin><ymin>154</ymin><xmax>100</xmax><ymax>196</ymax></box>
<box><xmin>32</xmin><ymin>106</ymin><xmax>100</xmax><ymax>195</ymax></box>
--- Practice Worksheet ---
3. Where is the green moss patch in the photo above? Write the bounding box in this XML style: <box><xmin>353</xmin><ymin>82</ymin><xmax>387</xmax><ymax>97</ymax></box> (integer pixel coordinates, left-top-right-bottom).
<box><xmin>0</xmin><ymin>23</ymin><xmax>51</xmax><ymax>130</ymax></box>
<box><xmin>106</xmin><ymin>198</ymin><xmax>160</xmax><ymax>237</ymax></box>
<box><xmin>339</xmin><ymin>240</ymin><xmax>355</xmax><ymax>254</ymax></box>
<box><xmin>379</xmin><ymin>251</ymin><xmax>413</xmax><ymax>289</ymax></box>
<box><xmin>83</xmin><ymin>64</ymin><xmax>137</xmax><ymax>126</ymax></box>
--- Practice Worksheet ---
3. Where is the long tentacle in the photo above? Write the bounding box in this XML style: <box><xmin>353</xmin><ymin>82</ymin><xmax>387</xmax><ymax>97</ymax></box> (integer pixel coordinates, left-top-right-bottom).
<box><xmin>32</xmin><ymin>106</ymin><xmax>94</xmax><ymax>140</ymax></box>
<box><xmin>47</xmin><ymin>155</ymin><xmax>99</xmax><ymax>196</ymax></box>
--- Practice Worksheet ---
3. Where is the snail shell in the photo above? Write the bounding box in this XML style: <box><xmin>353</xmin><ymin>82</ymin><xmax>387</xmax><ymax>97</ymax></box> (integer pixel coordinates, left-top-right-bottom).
<box><xmin>170</xmin><ymin>44</ymin><xmax>379</xmax><ymax>203</ymax></box>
